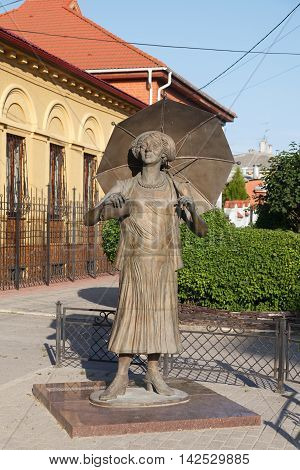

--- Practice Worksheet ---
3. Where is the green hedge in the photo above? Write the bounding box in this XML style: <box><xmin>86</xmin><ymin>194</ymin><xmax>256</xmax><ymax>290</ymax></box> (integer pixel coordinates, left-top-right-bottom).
<box><xmin>102</xmin><ymin>210</ymin><xmax>300</xmax><ymax>312</ymax></box>
<box><xmin>102</xmin><ymin>218</ymin><xmax>120</xmax><ymax>263</ymax></box>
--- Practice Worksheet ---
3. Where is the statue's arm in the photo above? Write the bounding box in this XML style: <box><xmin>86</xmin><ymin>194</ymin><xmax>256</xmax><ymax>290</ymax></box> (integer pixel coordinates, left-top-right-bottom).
<box><xmin>83</xmin><ymin>181</ymin><xmax>129</xmax><ymax>226</ymax></box>
<box><xmin>178</xmin><ymin>196</ymin><xmax>208</xmax><ymax>237</ymax></box>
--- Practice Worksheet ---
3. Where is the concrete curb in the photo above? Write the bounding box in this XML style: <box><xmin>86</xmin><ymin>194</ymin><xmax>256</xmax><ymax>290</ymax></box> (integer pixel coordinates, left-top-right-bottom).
<box><xmin>0</xmin><ymin>309</ymin><xmax>55</xmax><ymax>318</ymax></box>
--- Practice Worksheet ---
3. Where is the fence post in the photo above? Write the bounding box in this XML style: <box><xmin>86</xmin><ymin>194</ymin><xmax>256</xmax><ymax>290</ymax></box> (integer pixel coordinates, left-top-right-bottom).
<box><xmin>92</xmin><ymin>222</ymin><xmax>98</xmax><ymax>278</ymax></box>
<box><xmin>277</xmin><ymin>317</ymin><xmax>286</xmax><ymax>393</ymax></box>
<box><xmin>14</xmin><ymin>179</ymin><xmax>21</xmax><ymax>290</ymax></box>
<box><xmin>45</xmin><ymin>184</ymin><xmax>51</xmax><ymax>285</ymax></box>
<box><xmin>92</xmin><ymin>190</ymin><xmax>99</xmax><ymax>278</ymax></box>
<box><xmin>71</xmin><ymin>187</ymin><xmax>76</xmax><ymax>281</ymax></box>
<box><xmin>55</xmin><ymin>301</ymin><xmax>62</xmax><ymax>367</ymax></box>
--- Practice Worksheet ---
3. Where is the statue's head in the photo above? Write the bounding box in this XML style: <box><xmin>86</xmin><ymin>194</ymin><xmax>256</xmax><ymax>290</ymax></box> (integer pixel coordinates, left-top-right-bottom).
<box><xmin>131</xmin><ymin>131</ymin><xmax>176</xmax><ymax>167</ymax></box>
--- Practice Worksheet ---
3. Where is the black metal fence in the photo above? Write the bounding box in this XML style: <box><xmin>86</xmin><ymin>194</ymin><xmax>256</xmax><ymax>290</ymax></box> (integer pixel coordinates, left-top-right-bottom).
<box><xmin>0</xmin><ymin>187</ymin><xmax>113</xmax><ymax>290</ymax></box>
<box><xmin>55</xmin><ymin>303</ymin><xmax>147</xmax><ymax>372</ymax></box>
<box><xmin>55</xmin><ymin>303</ymin><xmax>300</xmax><ymax>393</ymax></box>
<box><xmin>286</xmin><ymin>322</ymin><xmax>300</xmax><ymax>384</ymax></box>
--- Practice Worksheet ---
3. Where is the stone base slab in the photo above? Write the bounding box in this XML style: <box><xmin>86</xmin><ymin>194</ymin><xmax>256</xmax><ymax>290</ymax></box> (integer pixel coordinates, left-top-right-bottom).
<box><xmin>32</xmin><ymin>378</ymin><xmax>261</xmax><ymax>438</ymax></box>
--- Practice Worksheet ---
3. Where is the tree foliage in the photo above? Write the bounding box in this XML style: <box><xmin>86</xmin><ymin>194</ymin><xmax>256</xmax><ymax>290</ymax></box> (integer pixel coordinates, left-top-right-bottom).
<box><xmin>256</xmin><ymin>143</ymin><xmax>300</xmax><ymax>232</ymax></box>
<box><xmin>223</xmin><ymin>166</ymin><xmax>248</xmax><ymax>202</ymax></box>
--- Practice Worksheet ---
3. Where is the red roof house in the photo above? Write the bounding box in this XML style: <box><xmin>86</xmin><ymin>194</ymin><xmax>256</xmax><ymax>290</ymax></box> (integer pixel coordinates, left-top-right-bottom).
<box><xmin>245</xmin><ymin>180</ymin><xmax>267</xmax><ymax>207</ymax></box>
<box><xmin>0</xmin><ymin>0</ymin><xmax>236</xmax><ymax>122</ymax></box>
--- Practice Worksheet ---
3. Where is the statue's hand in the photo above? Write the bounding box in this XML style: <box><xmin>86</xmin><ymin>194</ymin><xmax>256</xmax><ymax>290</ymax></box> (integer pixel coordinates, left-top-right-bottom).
<box><xmin>177</xmin><ymin>196</ymin><xmax>195</xmax><ymax>213</ymax></box>
<box><xmin>104</xmin><ymin>192</ymin><xmax>126</xmax><ymax>209</ymax></box>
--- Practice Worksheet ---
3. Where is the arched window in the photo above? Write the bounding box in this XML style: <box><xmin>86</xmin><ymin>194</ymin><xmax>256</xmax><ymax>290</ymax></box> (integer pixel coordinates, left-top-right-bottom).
<box><xmin>49</xmin><ymin>144</ymin><xmax>67</xmax><ymax>219</ymax></box>
<box><xmin>6</xmin><ymin>134</ymin><xmax>29</xmax><ymax>217</ymax></box>
<box><xmin>83</xmin><ymin>153</ymin><xmax>97</xmax><ymax>210</ymax></box>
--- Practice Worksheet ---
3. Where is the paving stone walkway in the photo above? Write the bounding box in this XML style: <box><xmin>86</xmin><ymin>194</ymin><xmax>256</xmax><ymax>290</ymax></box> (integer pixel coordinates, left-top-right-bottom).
<box><xmin>0</xmin><ymin>305</ymin><xmax>299</xmax><ymax>450</ymax></box>
<box><xmin>0</xmin><ymin>275</ymin><xmax>119</xmax><ymax>316</ymax></box>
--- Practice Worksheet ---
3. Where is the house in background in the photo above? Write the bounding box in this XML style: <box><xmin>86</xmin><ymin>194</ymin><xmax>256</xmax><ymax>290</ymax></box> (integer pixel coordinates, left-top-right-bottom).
<box><xmin>224</xmin><ymin>200</ymin><xmax>250</xmax><ymax>228</ymax></box>
<box><xmin>0</xmin><ymin>0</ymin><xmax>236</xmax><ymax>123</ymax></box>
<box><xmin>223</xmin><ymin>180</ymin><xmax>266</xmax><ymax>228</ymax></box>
<box><xmin>223</xmin><ymin>137</ymin><xmax>271</xmax><ymax>227</ymax></box>
<box><xmin>234</xmin><ymin>136</ymin><xmax>273</xmax><ymax>180</ymax></box>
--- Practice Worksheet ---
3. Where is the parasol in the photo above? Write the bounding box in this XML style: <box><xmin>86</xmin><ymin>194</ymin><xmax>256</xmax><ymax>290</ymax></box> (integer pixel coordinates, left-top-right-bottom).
<box><xmin>96</xmin><ymin>99</ymin><xmax>234</xmax><ymax>210</ymax></box>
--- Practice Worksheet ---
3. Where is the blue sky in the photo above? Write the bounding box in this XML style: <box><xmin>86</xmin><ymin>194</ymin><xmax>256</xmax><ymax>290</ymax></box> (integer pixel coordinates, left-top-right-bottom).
<box><xmin>79</xmin><ymin>0</ymin><xmax>300</xmax><ymax>155</ymax></box>
<box><xmin>4</xmin><ymin>0</ymin><xmax>300</xmax><ymax>154</ymax></box>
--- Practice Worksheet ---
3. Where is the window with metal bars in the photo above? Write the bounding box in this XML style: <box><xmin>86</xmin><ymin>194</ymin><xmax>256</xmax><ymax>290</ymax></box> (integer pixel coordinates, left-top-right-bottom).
<box><xmin>49</xmin><ymin>143</ymin><xmax>67</xmax><ymax>219</ymax></box>
<box><xmin>6</xmin><ymin>134</ymin><xmax>29</xmax><ymax>217</ymax></box>
<box><xmin>83</xmin><ymin>153</ymin><xmax>97</xmax><ymax>210</ymax></box>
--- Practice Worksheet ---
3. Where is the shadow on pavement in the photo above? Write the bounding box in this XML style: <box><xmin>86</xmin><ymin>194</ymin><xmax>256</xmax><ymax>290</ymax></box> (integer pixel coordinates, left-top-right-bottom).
<box><xmin>77</xmin><ymin>287</ymin><xmax>119</xmax><ymax>308</ymax></box>
<box><xmin>264</xmin><ymin>391</ymin><xmax>300</xmax><ymax>449</ymax></box>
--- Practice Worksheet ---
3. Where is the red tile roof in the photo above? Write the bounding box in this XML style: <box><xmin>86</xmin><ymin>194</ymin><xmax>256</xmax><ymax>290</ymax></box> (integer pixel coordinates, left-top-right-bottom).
<box><xmin>245</xmin><ymin>179</ymin><xmax>266</xmax><ymax>206</ymax></box>
<box><xmin>0</xmin><ymin>25</ymin><xmax>146</xmax><ymax>109</ymax></box>
<box><xmin>224</xmin><ymin>200</ymin><xmax>250</xmax><ymax>209</ymax></box>
<box><xmin>0</xmin><ymin>0</ymin><xmax>165</xmax><ymax>69</ymax></box>
<box><xmin>0</xmin><ymin>1</ymin><xmax>236</xmax><ymax>121</ymax></box>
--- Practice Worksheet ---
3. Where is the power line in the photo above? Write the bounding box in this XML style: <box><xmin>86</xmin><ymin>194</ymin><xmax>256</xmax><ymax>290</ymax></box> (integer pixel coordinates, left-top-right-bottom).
<box><xmin>200</xmin><ymin>22</ymin><xmax>300</xmax><ymax>88</ymax></box>
<box><xmin>2</xmin><ymin>27</ymin><xmax>300</xmax><ymax>57</ymax></box>
<box><xmin>228</xmin><ymin>9</ymin><xmax>293</xmax><ymax>110</ymax></box>
<box><xmin>220</xmin><ymin>62</ymin><xmax>300</xmax><ymax>100</ymax></box>
<box><xmin>0</xmin><ymin>0</ymin><xmax>22</xmax><ymax>9</ymax></box>
<box><xmin>198</xmin><ymin>1</ymin><xmax>300</xmax><ymax>91</ymax></box>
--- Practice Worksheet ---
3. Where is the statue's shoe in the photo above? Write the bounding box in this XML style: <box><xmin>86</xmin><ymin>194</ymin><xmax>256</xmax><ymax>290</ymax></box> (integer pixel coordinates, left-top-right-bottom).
<box><xmin>100</xmin><ymin>375</ymin><xmax>129</xmax><ymax>401</ymax></box>
<box><xmin>144</xmin><ymin>370</ymin><xmax>175</xmax><ymax>396</ymax></box>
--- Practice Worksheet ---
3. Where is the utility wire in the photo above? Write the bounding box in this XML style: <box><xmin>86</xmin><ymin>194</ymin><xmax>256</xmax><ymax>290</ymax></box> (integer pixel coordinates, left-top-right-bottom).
<box><xmin>1</xmin><ymin>2</ymin><xmax>300</xmax><ymax>105</ymax></box>
<box><xmin>229</xmin><ymin>10</ymin><xmax>293</xmax><ymax>109</ymax></box>
<box><xmin>220</xmin><ymin>62</ymin><xmax>300</xmax><ymax>100</ymax></box>
<box><xmin>198</xmin><ymin>1</ymin><xmax>300</xmax><ymax>91</ymax></box>
<box><xmin>200</xmin><ymin>22</ymin><xmax>300</xmax><ymax>88</ymax></box>
<box><xmin>0</xmin><ymin>0</ymin><xmax>22</xmax><ymax>9</ymax></box>
<box><xmin>2</xmin><ymin>26</ymin><xmax>300</xmax><ymax>57</ymax></box>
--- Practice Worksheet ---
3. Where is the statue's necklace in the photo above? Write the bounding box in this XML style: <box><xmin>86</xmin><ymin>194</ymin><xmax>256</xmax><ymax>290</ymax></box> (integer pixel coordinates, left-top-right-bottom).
<box><xmin>138</xmin><ymin>174</ymin><xmax>166</xmax><ymax>189</ymax></box>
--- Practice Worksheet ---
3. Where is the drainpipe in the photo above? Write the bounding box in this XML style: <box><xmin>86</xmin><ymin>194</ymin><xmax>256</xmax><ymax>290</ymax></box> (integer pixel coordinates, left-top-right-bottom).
<box><xmin>85</xmin><ymin>67</ymin><xmax>168</xmax><ymax>106</ymax></box>
<box><xmin>147</xmin><ymin>69</ymin><xmax>153</xmax><ymax>105</ymax></box>
<box><xmin>157</xmin><ymin>70</ymin><xmax>172</xmax><ymax>101</ymax></box>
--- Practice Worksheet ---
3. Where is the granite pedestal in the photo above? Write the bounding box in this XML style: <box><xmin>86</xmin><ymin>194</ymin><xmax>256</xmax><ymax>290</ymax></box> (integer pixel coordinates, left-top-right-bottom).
<box><xmin>32</xmin><ymin>378</ymin><xmax>261</xmax><ymax>438</ymax></box>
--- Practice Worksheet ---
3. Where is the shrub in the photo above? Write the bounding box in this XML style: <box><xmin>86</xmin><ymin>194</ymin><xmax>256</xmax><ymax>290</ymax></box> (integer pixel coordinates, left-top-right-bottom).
<box><xmin>102</xmin><ymin>210</ymin><xmax>300</xmax><ymax>312</ymax></box>
<box><xmin>101</xmin><ymin>218</ymin><xmax>120</xmax><ymax>263</ymax></box>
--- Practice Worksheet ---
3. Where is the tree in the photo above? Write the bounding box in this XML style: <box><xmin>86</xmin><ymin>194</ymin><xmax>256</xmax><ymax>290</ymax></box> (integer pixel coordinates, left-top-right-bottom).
<box><xmin>223</xmin><ymin>166</ymin><xmax>248</xmax><ymax>202</ymax></box>
<box><xmin>256</xmin><ymin>143</ymin><xmax>300</xmax><ymax>232</ymax></box>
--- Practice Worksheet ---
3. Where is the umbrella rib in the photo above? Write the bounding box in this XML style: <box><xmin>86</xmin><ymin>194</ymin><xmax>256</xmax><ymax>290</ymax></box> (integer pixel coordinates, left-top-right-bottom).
<box><xmin>166</xmin><ymin>170</ymin><xmax>213</xmax><ymax>209</ymax></box>
<box><xmin>112</xmin><ymin>122</ymin><xmax>137</xmax><ymax>139</ymax></box>
<box><xmin>175</xmin><ymin>156</ymin><xmax>234</xmax><ymax>163</ymax></box>
<box><xmin>171</xmin><ymin>155</ymin><xmax>233</xmax><ymax>177</ymax></box>
<box><xmin>175</xmin><ymin>114</ymin><xmax>219</xmax><ymax>156</ymax></box>
<box><xmin>188</xmin><ymin>180</ymin><xmax>214</xmax><ymax>209</ymax></box>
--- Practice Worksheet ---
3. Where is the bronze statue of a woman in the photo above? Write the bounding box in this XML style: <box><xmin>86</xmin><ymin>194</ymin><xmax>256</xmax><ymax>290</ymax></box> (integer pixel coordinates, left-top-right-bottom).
<box><xmin>85</xmin><ymin>131</ymin><xmax>208</xmax><ymax>400</ymax></box>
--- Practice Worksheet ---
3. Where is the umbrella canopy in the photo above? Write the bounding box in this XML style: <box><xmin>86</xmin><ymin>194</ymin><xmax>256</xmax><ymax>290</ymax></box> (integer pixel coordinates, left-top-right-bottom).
<box><xmin>96</xmin><ymin>99</ymin><xmax>234</xmax><ymax>206</ymax></box>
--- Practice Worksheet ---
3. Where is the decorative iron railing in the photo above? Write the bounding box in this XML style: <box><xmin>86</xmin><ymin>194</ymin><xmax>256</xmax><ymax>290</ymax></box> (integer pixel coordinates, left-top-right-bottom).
<box><xmin>0</xmin><ymin>187</ymin><xmax>113</xmax><ymax>290</ymax></box>
<box><xmin>55</xmin><ymin>303</ymin><xmax>300</xmax><ymax>393</ymax></box>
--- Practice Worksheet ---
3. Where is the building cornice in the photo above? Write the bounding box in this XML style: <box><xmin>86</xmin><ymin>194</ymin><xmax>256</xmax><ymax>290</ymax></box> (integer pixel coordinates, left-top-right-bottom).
<box><xmin>0</xmin><ymin>28</ymin><xmax>146</xmax><ymax>115</ymax></box>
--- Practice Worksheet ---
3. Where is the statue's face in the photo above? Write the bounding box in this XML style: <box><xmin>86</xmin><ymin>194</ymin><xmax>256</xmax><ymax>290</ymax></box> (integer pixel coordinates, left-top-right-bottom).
<box><xmin>138</xmin><ymin>135</ymin><xmax>163</xmax><ymax>166</ymax></box>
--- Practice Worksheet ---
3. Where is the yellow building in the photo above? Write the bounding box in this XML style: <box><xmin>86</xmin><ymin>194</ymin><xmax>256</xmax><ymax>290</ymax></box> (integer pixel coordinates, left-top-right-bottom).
<box><xmin>0</xmin><ymin>27</ymin><xmax>144</xmax><ymax>289</ymax></box>
<box><xmin>0</xmin><ymin>27</ymin><xmax>144</xmax><ymax>200</ymax></box>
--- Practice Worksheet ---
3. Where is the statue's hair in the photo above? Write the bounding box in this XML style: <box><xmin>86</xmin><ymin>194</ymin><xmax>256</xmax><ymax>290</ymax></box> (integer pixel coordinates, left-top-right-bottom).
<box><xmin>131</xmin><ymin>131</ymin><xmax>176</xmax><ymax>163</ymax></box>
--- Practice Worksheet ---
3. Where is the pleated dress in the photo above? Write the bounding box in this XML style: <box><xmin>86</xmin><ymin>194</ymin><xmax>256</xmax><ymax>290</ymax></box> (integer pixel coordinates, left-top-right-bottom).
<box><xmin>108</xmin><ymin>174</ymin><xmax>183</xmax><ymax>355</ymax></box>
